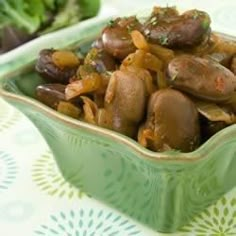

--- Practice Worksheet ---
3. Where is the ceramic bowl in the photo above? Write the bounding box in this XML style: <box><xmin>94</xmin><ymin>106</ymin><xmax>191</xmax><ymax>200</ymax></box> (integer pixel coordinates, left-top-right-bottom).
<box><xmin>0</xmin><ymin>17</ymin><xmax>236</xmax><ymax>233</ymax></box>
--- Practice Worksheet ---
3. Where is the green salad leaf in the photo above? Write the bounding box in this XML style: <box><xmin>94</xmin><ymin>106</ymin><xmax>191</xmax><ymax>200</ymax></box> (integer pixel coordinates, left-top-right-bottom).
<box><xmin>0</xmin><ymin>0</ymin><xmax>100</xmax><ymax>52</ymax></box>
<box><xmin>41</xmin><ymin>0</ymin><xmax>65</xmax><ymax>11</ymax></box>
<box><xmin>41</xmin><ymin>0</ymin><xmax>101</xmax><ymax>34</ymax></box>
<box><xmin>0</xmin><ymin>0</ymin><xmax>47</xmax><ymax>33</ymax></box>
<box><xmin>40</xmin><ymin>0</ymin><xmax>81</xmax><ymax>34</ymax></box>
<box><xmin>0</xmin><ymin>0</ymin><xmax>100</xmax><ymax>34</ymax></box>
<box><xmin>79</xmin><ymin>0</ymin><xmax>101</xmax><ymax>19</ymax></box>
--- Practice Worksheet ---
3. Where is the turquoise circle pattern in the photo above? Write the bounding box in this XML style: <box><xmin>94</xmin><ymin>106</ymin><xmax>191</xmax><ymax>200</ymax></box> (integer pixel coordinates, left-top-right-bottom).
<box><xmin>34</xmin><ymin>208</ymin><xmax>141</xmax><ymax>236</ymax></box>
<box><xmin>0</xmin><ymin>151</ymin><xmax>18</xmax><ymax>192</ymax></box>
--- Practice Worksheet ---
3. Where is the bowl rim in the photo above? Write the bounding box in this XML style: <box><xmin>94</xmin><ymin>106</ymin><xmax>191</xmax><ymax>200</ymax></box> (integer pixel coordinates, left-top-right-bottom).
<box><xmin>1</xmin><ymin>19</ymin><xmax>236</xmax><ymax>163</ymax></box>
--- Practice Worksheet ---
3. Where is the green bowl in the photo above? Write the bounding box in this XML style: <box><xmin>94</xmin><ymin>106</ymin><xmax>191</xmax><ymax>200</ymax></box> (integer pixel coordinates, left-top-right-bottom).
<box><xmin>0</xmin><ymin>17</ymin><xmax>236</xmax><ymax>233</ymax></box>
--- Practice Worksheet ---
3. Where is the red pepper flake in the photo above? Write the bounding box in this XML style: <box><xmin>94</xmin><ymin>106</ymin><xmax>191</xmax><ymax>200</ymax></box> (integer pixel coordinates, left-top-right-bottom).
<box><xmin>215</xmin><ymin>76</ymin><xmax>225</xmax><ymax>93</ymax></box>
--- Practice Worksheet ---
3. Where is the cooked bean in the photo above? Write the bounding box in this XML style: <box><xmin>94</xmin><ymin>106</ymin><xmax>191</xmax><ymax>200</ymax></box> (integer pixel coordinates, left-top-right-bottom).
<box><xmin>102</xmin><ymin>16</ymin><xmax>142</xmax><ymax>59</ymax></box>
<box><xmin>139</xmin><ymin>89</ymin><xmax>200</xmax><ymax>152</ymax></box>
<box><xmin>167</xmin><ymin>55</ymin><xmax>236</xmax><ymax>102</ymax></box>
<box><xmin>36</xmin><ymin>83</ymin><xmax>66</xmax><ymax>109</ymax></box>
<box><xmin>35</xmin><ymin>49</ymin><xmax>79</xmax><ymax>84</ymax></box>
<box><xmin>144</xmin><ymin>9</ymin><xmax>211</xmax><ymax>48</ymax></box>
<box><xmin>102</xmin><ymin>68</ymin><xmax>148</xmax><ymax>137</ymax></box>
<box><xmin>84</xmin><ymin>48</ymin><xmax>117</xmax><ymax>73</ymax></box>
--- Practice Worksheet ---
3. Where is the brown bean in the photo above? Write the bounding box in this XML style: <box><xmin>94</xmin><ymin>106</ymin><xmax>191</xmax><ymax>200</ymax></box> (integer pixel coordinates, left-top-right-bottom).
<box><xmin>35</xmin><ymin>49</ymin><xmax>79</xmax><ymax>84</ymax></box>
<box><xmin>167</xmin><ymin>55</ymin><xmax>236</xmax><ymax>102</ymax></box>
<box><xmin>84</xmin><ymin>48</ymin><xmax>117</xmax><ymax>73</ymax></box>
<box><xmin>36</xmin><ymin>84</ymin><xmax>66</xmax><ymax>109</ymax></box>
<box><xmin>144</xmin><ymin>9</ymin><xmax>211</xmax><ymax>48</ymax></box>
<box><xmin>101</xmin><ymin>68</ymin><xmax>149</xmax><ymax>137</ymax></box>
<box><xmin>102</xmin><ymin>17</ymin><xmax>142</xmax><ymax>59</ymax></box>
<box><xmin>140</xmin><ymin>89</ymin><xmax>200</xmax><ymax>152</ymax></box>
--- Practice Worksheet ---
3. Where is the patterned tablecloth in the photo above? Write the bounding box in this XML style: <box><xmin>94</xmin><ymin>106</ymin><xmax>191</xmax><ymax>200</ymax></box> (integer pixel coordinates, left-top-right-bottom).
<box><xmin>0</xmin><ymin>0</ymin><xmax>236</xmax><ymax>235</ymax></box>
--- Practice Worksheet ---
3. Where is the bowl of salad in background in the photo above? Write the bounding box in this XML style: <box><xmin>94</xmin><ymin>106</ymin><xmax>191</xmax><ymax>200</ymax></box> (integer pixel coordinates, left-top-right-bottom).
<box><xmin>0</xmin><ymin>4</ymin><xmax>236</xmax><ymax>233</ymax></box>
<box><xmin>0</xmin><ymin>0</ymin><xmax>100</xmax><ymax>53</ymax></box>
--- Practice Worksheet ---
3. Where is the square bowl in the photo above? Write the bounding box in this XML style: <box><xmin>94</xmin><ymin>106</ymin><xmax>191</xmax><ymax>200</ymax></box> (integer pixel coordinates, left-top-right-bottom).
<box><xmin>0</xmin><ymin>16</ymin><xmax>236</xmax><ymax>233</ymax></box>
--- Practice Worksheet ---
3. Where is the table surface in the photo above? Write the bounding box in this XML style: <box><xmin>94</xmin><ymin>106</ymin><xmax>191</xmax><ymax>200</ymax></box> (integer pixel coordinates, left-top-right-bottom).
<box><xmin>0</xmin><ymin>0</ymin><xmax>236</xmax><ymax>235</ymax></box>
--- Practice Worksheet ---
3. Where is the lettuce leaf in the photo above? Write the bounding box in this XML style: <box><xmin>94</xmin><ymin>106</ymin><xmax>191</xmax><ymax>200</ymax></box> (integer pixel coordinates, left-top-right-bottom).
<box><xmin>40</xmin><ymin>0</ymin><xmax>81</xmax><ymax>34</ymax></box>
<box><xmin>0</xmin><ymin>0</ymin><xmax>100</xmax><ymax>52</ymax></box>
<box><xmin>79</xmin><ymin>0</ymin><xmax>101</xmax><ymax>19</ymax></box>
<box><xmin>0</xmin><ymin>0</ymin><xmax>100</xmax><ymax>34</ymax></box>
<box><xmin>0</xmin><ymin>0</ymin><xmax>47</xmax><ymax>33</ymax></box>
<box><xmin>41</xmin><ymin>0</ymin><xmax>101</xmax><ymax>34</ymax></box>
